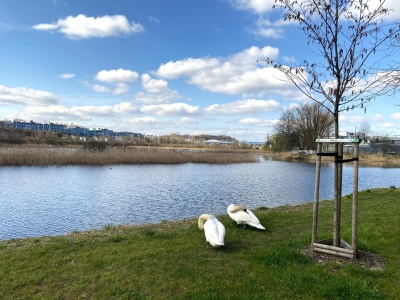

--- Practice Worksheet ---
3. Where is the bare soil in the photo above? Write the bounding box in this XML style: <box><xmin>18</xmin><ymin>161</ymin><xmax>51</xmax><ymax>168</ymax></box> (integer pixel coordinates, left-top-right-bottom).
<box><xmin>302</xmin><ymin>246</ymin><xmax>386</xmax><ymax>271</ymax></box>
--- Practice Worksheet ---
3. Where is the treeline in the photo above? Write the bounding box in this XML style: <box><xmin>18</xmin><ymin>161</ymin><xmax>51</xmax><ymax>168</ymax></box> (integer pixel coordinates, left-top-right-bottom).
<box><xmin>0</xmin><ymin>128</ymin><xmax>67</xmax><ymax>145</ymax></box>
<box><xmin>268</xmin><ymin>103</ymin><xmax>334</xmax><ymax>152</ymax></box>
<box><xmin>0</xmin><ymin>127</ymin><xmax>245</xmax><ymax>149</ymax></box>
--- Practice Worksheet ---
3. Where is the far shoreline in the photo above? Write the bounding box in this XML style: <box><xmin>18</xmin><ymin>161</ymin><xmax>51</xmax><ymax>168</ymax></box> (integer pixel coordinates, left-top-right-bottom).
<box><xmin>0</xmin><ymin>143</ymin><xmax>400</xmax><ymax>167</ymax></box>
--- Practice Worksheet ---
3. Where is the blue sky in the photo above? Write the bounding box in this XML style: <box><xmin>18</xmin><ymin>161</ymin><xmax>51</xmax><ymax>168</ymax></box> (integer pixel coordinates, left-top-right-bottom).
<box><xmin>0</xmin><ymin>0</ymin><xmax>399</xmax><ymax>141</ymax></box>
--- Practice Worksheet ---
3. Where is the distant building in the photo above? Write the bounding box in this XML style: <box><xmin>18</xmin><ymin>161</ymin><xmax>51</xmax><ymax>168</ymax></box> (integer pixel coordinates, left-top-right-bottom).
<box><xmin>63</xmin><ymin>126</ymin><xmax>89</xmax><ymax>136</ymax></box>
<box><xmin>12</xmin><ymin>120</ymin><xmax>65</xmax><ymax>132</ymax></box>
<box><xmin>205</xmin><ymin>139</ymin><xmax>233</xmax><ymax>145</ymax></box>
<box><xmin>89</xmin><ymin>128</ymin><xmax>114</xmax><ymax>137</ymax></box>
<box><xmin>116</xmin><ymin>131</ymin><xmax>143</xmax><ymax>139</ymax></box>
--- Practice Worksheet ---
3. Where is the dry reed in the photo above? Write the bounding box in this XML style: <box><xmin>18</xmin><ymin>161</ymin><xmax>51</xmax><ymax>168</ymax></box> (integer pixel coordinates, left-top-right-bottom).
<box><xmin>0</xmin><ymin>146</ymin><xmax>259</xmax><ymax>166</ymax></box>
<box><xmin>271</xmin><ymin>151</ymin><xmax>400</xmax><ymax>167</ymax></box>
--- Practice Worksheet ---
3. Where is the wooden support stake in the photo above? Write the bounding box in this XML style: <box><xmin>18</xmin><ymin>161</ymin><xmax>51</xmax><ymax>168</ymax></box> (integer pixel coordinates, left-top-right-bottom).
<box><xmin>312</xmin><ymin>143</ymin><xmax>322</xmax><ymax>250</ymax></box>
<box><xmin>352</xmin><ymin>143</ymin><xmax>359</xmax><ymax>254</ymax></box>
<box><xmin>312</xmin><ymin>245</ymin><xmax>354</xmax><ymax>259</ymax></box>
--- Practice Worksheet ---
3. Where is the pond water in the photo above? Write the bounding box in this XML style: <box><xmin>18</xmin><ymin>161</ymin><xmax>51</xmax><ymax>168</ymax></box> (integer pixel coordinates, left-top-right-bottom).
<box><xmin>0</xmin><ymin>157</ymin><xmax>398</xmax><ymax>240</ymax></box>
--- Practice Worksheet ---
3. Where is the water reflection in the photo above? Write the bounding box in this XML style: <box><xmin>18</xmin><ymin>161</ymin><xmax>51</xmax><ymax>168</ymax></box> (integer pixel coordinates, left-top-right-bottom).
<box><xmin>0</xmin><ymin>157</ymin><xmax>398</xmax><ymax>240</ymax></box>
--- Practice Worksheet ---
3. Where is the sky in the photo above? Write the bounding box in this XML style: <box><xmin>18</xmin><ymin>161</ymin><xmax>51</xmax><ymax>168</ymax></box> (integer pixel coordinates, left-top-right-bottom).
<box><xmin>0</xmin><ymin>0</ymin><xmax>400</xmax><ymax>142</ymax></box>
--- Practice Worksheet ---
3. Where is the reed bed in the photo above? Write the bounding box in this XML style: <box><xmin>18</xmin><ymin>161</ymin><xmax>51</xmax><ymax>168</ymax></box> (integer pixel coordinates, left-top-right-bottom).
<box><xmin>0</xmin><ymin>146</ymin><xmax>259</xmax><ymax>166</ymax></box>
<box><xmin>272</xmin><ymin>151</ymin><xmax>400</xmax><ymax>167</ymax></box>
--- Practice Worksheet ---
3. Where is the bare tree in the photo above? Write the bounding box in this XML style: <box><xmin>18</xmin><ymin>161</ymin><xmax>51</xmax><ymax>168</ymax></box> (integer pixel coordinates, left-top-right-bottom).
<box><xmin>264</xmin><ymin>0</ymin><xmax>400</xmax><ymax>138</ymax></box>
<box><xmin>358</xmin><ymin>120</ymin><xmax>371</xmax><ymax>135</ymax></box>
<box><xmin>263</xmin><ymin>0</ymin><xmax>400</xmax><ymax>250</ymax></box>
<box><xmin>275</xmin><ymin>103</ymin><xmax>334</xmax><ymax>150</ymax></box>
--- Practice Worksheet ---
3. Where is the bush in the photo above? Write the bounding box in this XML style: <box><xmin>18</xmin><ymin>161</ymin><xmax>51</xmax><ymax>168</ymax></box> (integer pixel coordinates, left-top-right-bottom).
<box><xmin>82</xmin><ymin>140</ymin><xmax>108</xmax><ymax>152</ymax></box>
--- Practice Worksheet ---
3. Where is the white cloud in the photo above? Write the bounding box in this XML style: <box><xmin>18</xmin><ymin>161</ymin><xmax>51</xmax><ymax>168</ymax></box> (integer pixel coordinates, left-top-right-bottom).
<box><xmin>134</xmin><ymin>74</ymin><xmax>181</xmax><ymax>104</ymax></box>
<box><xmin>20</xmin><ymin>105</ymin><xmax>89</xmax><ymax>121</ymax></box>
<box><xmin>391</xmin><ymin>112</ymin><xmax>400</xmax><ymax>119</ymax></box>
<box><xmin>148</xmin><ymin>16</ymin><xmax>160</xmax><ymax>23</ymax></box>
<box><xmin>59</xmin><ymin>73</ymin><xmax>75</xmax><ymax>79</ymax></box>
<box><xmin>349</xmin><ymin>0</ymin><xmax>400</xmax><ymax>20</ymax></box>
<box><xmin>154</xmin><ymin>46</ymin><xmax>292</xmax><ymax>97</ymax></box>
<box><xmin>20</xmin><ymin>102</ymin><xmax>137</xmax><ymax>121</ymax></box>
<box><xmin>113</xmin><ymin>83</ymin><xmax>130</xmax><ymax>95</ymax></box>
<box><xmin>227</xmin><ymin>0</ymin><xmax>276</xmax><ymax>14</ymax></box>
<box><xmin>141</xmin><ymin>73</ymin><xmax>169</xmax><ymax>93</ymax></box>
<box><xmin>239</xmin><ymin>117</ymin><xmax>278</xmax><ymax>127</ymax></box>
<box><xmin>339</xmin><ymin>113</ymin><xmax>386</xmax><ymax>124</ymax></box>
<box><xmin>249</xmin><ymin>17</ymin><xmax>287</xmax><ymax>39</ymax></box>
<box><xmin>366</xmin><ymin>114</ymin><xmax>386</xmax><ymax>122</ymax></box>
<box><xmin>33</xmin><ymin>23</ymin><xmax>58</xmax><ymax>31</ymax></box>
<box><xmin>0</xmin><ymin>85</ymin><xmax>59</xmax><ymax>106</ymax></box>
<box><xmin>380</xmin><ymin>122</ymin><xmax>395</xmax><ymax>128</ymax></box>
<box><xmin>205</xmin><ymin>99</ymin><xmax>282</xmax><ymax>114</ymax></box>
<box><xmin>155</xmin><ymin>57</ymin><xmax>220</xmax><ymax>80</ymax></box>
<box><xmin>87</xmin><ymin>69</ymin><xmax>139</xmax><ymax>95</ymax></box>
<box><xmin>140</xmin><ymin>103</ymin><xmax>200</xmax><ymax>116</ymax></box>
<box><xmin>113</xmin><ymin>102</ymin><xmax>137</xmax><ymax>114</ymax></box>
<box><xmin>124</xmin><ymin>116</ymin><xmax>159</xmax><ymax>125</ymax></box>
<box><xmin>228</xmin><ymin>0</ymin><xmax>400</xmax><ymax>20</ymax></box>
<box><xmin>95</xmin><ymin>68</ymin><xmax>139</xmax><ymax>83</ymax></box>
<box><xmin>91</xmin><ymin>84</ymin><xmax>110</xmax><ymax>93</ymax></box>
<box><xmin>177</xmin><ymin>117</ymin><xmax>197</xmax><ymax>124</ymax></box>
<box><xmin>32</xmin><ymin>14</ymin><xmax>144</xmax><ymax>39</ymax></box>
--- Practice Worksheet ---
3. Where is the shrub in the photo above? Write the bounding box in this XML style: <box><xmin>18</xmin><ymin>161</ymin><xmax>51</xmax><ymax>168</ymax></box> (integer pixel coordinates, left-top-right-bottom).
<box><xmin>82</xmin><ymin>140</ymin><xmax>108</xmax><ymax>152</ymax></box>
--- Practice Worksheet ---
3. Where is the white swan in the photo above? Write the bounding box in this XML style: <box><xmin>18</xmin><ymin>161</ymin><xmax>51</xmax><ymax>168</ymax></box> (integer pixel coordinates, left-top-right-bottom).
<box><xmin>227</xmin><ymin>204</ymin><xmax>265</xmax><ymax>230</ymax></box>
<box><xmin>198</xmin><ymin>214</ymin><xmax>225</xmax><ymax>248</ymax></box>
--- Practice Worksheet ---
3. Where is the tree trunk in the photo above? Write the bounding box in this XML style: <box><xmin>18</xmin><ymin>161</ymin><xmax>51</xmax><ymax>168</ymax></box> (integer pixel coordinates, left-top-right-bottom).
<box><xmin>333</xmin><ymin>111</ymin><xmax>341</xmax><ymax>246</ymax></box>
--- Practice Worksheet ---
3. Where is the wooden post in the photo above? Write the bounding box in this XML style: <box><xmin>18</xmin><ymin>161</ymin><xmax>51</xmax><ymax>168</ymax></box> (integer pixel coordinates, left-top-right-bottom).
<box><xmin>333</xmin><ymin>143</ymin><xmax>339</xmax><ymax>247</ymax></box>
<box><xmin>312</xmin><ymin>143</ymin><xmax>322</xmax><ymax>249</ymax></box>
<box><xmin>334</xmin><ymin>143</ymin><xmax>343</xmax><ymax>247</ymax></box>
<box><xmin>313</xmin><ymin>138</ymin><xmax>360</xmax><ymax>258</ymax></box>
<box><xmin>352</xmin><ymin>143</ymin><xmax>359</xmax><ymax>255</ymax></box>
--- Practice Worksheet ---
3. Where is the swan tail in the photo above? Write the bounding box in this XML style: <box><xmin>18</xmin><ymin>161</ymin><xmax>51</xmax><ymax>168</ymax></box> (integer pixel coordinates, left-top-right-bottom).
<box><xmin>248</xmin><ymin>222</ymin><xmax>265</xmax><ymax>230</ymax></box>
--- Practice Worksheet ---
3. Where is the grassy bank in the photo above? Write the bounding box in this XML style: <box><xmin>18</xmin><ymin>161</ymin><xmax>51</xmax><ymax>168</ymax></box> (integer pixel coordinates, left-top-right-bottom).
<box><xmin>0</xmin><ymin>145</ymin><xmax>258</xmax><ymax>166</ymax></box>
<box><xmin>273</xmin><ymin>151</ymin><xmax>400</xmax><ymax>167</ymax></box>
<box><xmin>1</xmin><ymin>188</ymin><xmax>399</xmax><ymax>299</ymax></box>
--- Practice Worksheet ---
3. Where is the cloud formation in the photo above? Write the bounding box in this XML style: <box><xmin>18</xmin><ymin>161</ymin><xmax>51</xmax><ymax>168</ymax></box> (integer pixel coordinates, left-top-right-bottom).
<box><xmin>227</xmin><ymin>0</ymin><xmax>276</xmax><ymax>14</ymax></box>
<box><xmin>135</xmin><ymin>74</ymin><xmax>181</xmax><ymax>104</ymax></box>
<box><xmin>32</xmin><ymin>14</ymin><xmax>144</xmax><ymax>39</ymax></box>
<box><xmin>20</xmin><ymin>102</ymin><xmax>137</xmax><ymax>122</ymax></box>
<box><xmin>239</xmin><ymin>117</ymin><xmax>278</xmax><ymax>127</ymax></box>
<box><xmin>95</xmin><ymin>69</ymin><xmax>139</xmax><ymax>83</ymax></box>
<box><xmin>154</xmin><ymin>46</ymin><xmax>293</xmax><ymax>97</ymax></box>
<box><xmin>59</xmin><ymin>73</ymin><xmax>75</xmax><ymax>79</ymax></box>
<box><xmin>140</xmin><ymin>103</ymin><xmax>200</xmax><ymax>116</ymax></box>
<box><xmin>205</xmin><ymin>99</ymin><xmax>282</xmax><ymax>114</ymax></box>
<box><xmin>0</xmin><ymin>85</ymin><xmax>59</xmax><ymax>106</ymax></box>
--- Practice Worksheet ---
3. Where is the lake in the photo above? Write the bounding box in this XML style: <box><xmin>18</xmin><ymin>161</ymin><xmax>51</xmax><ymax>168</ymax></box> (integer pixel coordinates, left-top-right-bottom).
<box><xmin>0</xmin><ymin>156</ymin><xmax>398</xmax><ymax>240</ymax></box>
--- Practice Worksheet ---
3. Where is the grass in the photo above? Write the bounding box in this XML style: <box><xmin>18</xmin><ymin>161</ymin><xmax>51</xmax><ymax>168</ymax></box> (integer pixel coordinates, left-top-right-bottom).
<box><xmin>0</xmin><ymin>145</ymin><xmax>259</xmax><ymax>166</ymax></box>
<box><xmin>1</xmin><ymin>188</ymin><xmax>399</xmax><ymax>299</ymax></box>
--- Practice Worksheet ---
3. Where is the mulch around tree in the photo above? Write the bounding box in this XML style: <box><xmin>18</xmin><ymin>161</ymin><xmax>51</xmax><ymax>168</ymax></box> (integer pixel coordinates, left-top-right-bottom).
<box><xmin>302</xmin><ymin>246</ymin><xmax>386</xmax><ymax>271</ymax></box>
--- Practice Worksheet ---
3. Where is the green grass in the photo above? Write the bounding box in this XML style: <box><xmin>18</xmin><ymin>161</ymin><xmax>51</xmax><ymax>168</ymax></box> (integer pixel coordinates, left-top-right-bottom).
<box><xmin>1</xmin><ymin>188</ymin><xmax>399</xmax><ymax>299</ymax></box>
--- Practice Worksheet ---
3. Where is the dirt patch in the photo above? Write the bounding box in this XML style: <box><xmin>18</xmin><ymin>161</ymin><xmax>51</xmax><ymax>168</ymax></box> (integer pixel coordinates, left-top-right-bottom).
<box><xmin>302</xmin><ymin>246</ymin><xmax>386</xmax><ymax>271</ymax></box>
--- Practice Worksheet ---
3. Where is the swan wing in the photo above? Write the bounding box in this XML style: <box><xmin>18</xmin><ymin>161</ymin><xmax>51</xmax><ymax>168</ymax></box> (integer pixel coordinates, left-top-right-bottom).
<box><xmin>204</xmin><ymin>217</ymin><xmax>225</xmax><ymax>247</ymax></box>
<box><xmin>246</xmin><ymin>210</ymin><xmax>265</xmax><ymax>230</ymax></box>
<box><xmin>247</xmin><ymin>209</ymin><xmax>260</xmax><ymax>223</ymax></box>
<box><xmin>233</xmin><ymin>210</ymin><xmax>256</xmax><ymax>224</ymax></box>
<box><xmin>216</xmin><ymin>219</ymin><xmax>226</xmax><ymax>244</ymax></box>
<box><xmin>227</xmin><ymin>205</ymin><xmax>248</xmax><ymax>224</ymax></box>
